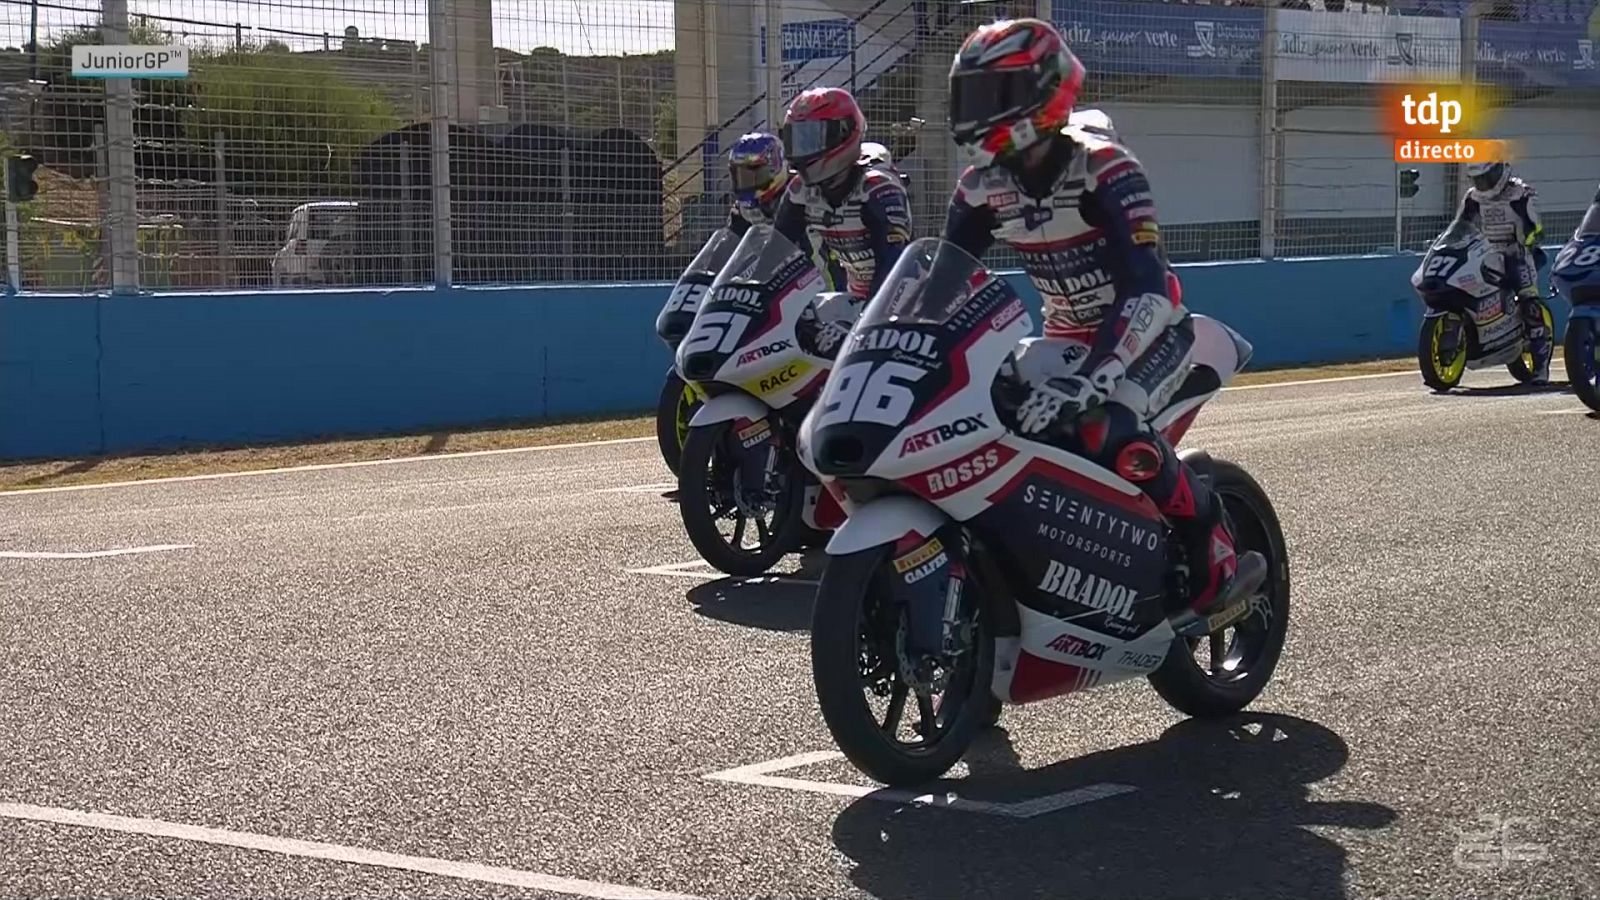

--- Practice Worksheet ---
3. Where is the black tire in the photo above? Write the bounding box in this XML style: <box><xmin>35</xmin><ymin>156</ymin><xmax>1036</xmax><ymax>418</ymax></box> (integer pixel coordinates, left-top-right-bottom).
<box><xmin>1417</xmin><ymin>315</ymin><xmax>1465</xmax><ymax>391</ymax></box>
<box><xmin>811</xmin><ymin>544</ymin><xmax>997</xmax><ymax>787</ymax></box>
<box><xmin>1148</xmin><ymin>459</ymin><xmax>1291</xmax><ymax>718</ymax></box>
<box><xmin>1567</xmin><ymin>315</ymin><xmax>1600</xmax><ymax>411</ymax></box>
<box><xmin>678</xmin><ymin>418</ymin><xmax>805</xmax><ymax>577</ymax></box>
<box><xmin>654</xmin><ymin>369</ymin><xmax>696</xmax><ymax>477</ymax></box>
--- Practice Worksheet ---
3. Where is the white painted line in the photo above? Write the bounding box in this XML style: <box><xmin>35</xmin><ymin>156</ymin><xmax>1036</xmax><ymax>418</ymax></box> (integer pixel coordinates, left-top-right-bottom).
<box><xmin>596</xmin><ymin>481</ymin><xmax>677</xmax><ymax>494</ymax></box>
<box><xmin>1221</xmin><ymin>369</ymin><xmax>1416</xmax><ymax>391</ymax></box>
<box><xmin>703</xmin><ymin>751</ymin><xmax>1136</xmax><ymax>819</ymax></box>
<box><xmin>0</xmin><ymin>543</ymin><xmax>195</xmax><ymax>560</ymax></box>
<box><xmin>0</xmin><ymin>436</ymin><xmax>655</xmax><ymax>499</ymax></box>
<box><xmin>626</xmin><ymin>559</ymin><xmax>820</xmax><ymax>586</ymax></box>
<box><xmin>1223</xmin><ymin>358</ymin><xmax>1570</xmax><ymax>392</ymax></box>
<box><xmin>0</xmin><ymin>802</ymin><xmax>703</xmax><ymax>900</ymax></box>
<box><xmin>1536</xmin><ymin>408</ymin><xmax>1593</xmax><ymax>415</ymax></box>
<box><xmin>2</xmin><ymin>360</ymin><xmax>1569</xmax><ymax>500</ymax></box>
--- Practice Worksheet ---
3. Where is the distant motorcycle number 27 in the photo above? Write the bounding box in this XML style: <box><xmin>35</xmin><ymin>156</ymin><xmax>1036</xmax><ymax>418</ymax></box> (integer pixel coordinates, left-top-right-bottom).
<box><xmin>681</xmin><ymin>311</ymin><xmax>751</xmax><ymax>356</ymax></box>
<box><xmin>1424</xmin><ymin>253</ymin><xmax>1461</xmax><ymax>278</ymax></box>
<box><xmin>815</xmin><ymin>360</ymin><xmax>928</xmax><ymax>428</ymax></box>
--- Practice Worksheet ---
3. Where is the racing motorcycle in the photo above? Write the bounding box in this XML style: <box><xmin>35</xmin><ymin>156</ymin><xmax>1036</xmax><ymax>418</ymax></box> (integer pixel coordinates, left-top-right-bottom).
<box><xmin>654</xmin><ymin>229</ymin><xmax>741</xmax><ymax>475</ymax></box>
<box><xmin>797</xmin><ymin>237</ymin><xmax>1292</xmax><ymax>787</ymax></box>
<box><xmin>1552</xmin><ymin>206</ymin><xmax>1600</xmax><ymax>411</ymax></box>
<box><xmin>673</xmin><ymin>224</ymin><xmax>846</xmax><ymax>576</ymax></box>
<box><xmin>1412</xmin><ymin>219</ymin><xmax>1555</xmax><ymax>391</ymax></box>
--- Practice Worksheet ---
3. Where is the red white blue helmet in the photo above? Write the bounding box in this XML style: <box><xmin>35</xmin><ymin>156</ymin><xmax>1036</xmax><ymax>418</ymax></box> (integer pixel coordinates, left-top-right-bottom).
<box><xmin>728</xmin><ymin>132</ymin><xmax>788</xmax><ymax>214</ymax></box>
<box><xmin>948</xmin><ymin>18</ymin><xmax>1085</xmax><ymax>168</ymax></box>
<box><xmin>780</xmin><ymin>87</ymin><xmax>866</xmax><ymax>187</ymax></box>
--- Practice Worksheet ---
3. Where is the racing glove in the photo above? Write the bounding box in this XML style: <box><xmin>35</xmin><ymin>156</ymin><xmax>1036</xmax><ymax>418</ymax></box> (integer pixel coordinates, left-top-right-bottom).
<box><xmin>1017</xmin><ymin>357</ymin><xmax>1126</xmax><ymax>435</ymax></box>
<box><xmin>814</xmin><ymin>319</ymin><xmax>852</xmax><ymax>355</ymax></box>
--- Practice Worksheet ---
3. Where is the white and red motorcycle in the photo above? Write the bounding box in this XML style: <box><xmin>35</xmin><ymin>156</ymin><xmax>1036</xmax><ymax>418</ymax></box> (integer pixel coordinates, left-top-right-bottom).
<box><xmin>673</xmin><ymin>224</ymin><xmax>847</xmax><ymax>576</ymax></box>
<box><xmin>797</xmin><ymin>237</ymin><xmax>1292</xmax><ymax>787</ymax></box>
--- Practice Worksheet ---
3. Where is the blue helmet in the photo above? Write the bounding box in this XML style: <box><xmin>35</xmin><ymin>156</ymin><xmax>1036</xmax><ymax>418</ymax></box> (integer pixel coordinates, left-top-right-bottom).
<box><xmin>728</xmin><ymin>132</ymin><xmax>788</xmax><ymax>214</ymax></box>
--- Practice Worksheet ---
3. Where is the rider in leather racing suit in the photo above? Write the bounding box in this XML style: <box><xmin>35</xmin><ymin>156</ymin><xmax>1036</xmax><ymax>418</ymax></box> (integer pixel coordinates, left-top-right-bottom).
<box><xmin>724</xmin><ymin>132</ymin><xmax>845</xmax><ymax>292</ymax></box>
<box><xmin>772</xmin><ymin>87</ymin><xmax>913</xmax><ymax>357</ymax></box>
<box><xmin>941</xmin><ymin>17</ymin><xmax>1265</xmax><ymax>623</ymax></box>
<box><xmin>1455</xmin><ymin>161</ymin><xmax>1553</xmax><ymax>383</ymax></box>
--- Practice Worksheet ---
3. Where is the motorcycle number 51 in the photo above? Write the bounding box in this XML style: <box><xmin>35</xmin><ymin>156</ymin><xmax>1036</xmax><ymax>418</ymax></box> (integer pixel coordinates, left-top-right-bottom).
<box><xmin>815</xmin><ymin>360</ymin><xmax>928</xmax><ymax>428</ymax></box>
<box><xmin>680</xmin><ymin>310</ymin><xmax>751</xmax><ymax>356</ymax></box>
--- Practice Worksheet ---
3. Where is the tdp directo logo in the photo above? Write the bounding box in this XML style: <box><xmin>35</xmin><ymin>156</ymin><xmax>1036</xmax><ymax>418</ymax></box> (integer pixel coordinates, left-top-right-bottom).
<box><xmin>1379</xmin><ymin>83</ymin><xmax>1514</xmax><ymax>164</ymax></box>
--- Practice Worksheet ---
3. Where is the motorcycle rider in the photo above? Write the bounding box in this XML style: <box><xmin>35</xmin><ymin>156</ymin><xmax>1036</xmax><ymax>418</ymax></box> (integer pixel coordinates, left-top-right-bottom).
<box><xmin>723</xmin><ymin>131</ymin><xmax>845</xmax><ymax>291</ymax></box>
<box><xmin>937</xmin><ymin>16</ymin><xmax>1265</xmax><ymax>625</ymax></box>
<box><xmin>772</xmin><ymin>86</ymin><xmax>914</xmax><ymax>357</ymax></box>
<box><xmin>1453</xmin><ymin>160</ymin><xmax>1553</xmax><ymax>383</ymax></box>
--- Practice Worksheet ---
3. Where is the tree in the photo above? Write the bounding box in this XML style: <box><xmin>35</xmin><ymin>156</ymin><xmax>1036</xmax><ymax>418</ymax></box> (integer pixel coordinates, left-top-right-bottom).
<box><xmin>23</xmin><ymin>24</ymin><xmax>401</xmax><ymax>191</ymax></box>
<box><xmin>181</xmin><ymin>49</ymin><xmax>401</xmax><ymax>190</ymax></box>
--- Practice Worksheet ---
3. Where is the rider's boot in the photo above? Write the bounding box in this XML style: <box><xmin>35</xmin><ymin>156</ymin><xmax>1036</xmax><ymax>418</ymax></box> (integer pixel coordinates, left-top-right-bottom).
<box><xmin>1517</xmin><ymin>289</ymin><xmax>1553</xmax><ymax>384</ymax></box>
<box><xmin>1160</xmin><ymin>459</ymin><xmax>1268</xmax><ymax>637</ymax></box>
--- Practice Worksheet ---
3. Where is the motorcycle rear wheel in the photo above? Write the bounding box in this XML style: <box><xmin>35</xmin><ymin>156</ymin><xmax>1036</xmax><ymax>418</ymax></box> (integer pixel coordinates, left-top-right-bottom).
<box><xmin>1148</xmin><ymin>458</ymin><xmax>1291</xmax><ymax>718</ymax></box>
<box><xmin>1417</xmin><ymin>314</ymin><xmax>1467</xmax><ymax>391</ymax></box>
<box><xmin>811</xmin><ymin>544</ymin><xmax>996</xmax><ymax>787</ymax></box>
<box><xmin>677</xmin><ymin>419</ymin><xmax>805</xmax><ymax>577</ymax></box>
<box><xmin>1565</xmin><ymin>315</ymin><xmax>1600</xmax><ymax>411</ymax></box>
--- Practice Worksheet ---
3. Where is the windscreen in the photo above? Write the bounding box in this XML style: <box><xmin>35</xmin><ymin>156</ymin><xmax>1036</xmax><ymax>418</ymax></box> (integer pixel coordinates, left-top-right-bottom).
<box><xmin>1434</xmin><ymin>218</ymin><xmax>1479</xmax><ymax>249</ymax></box>
<box><xmin>858</xmin><ymin>238</ymin><xmax>990</xmax><ymax>329</ymax></box>
<box><xmin>709</xmin><ymin>224</ymin><xmax>808</xmax><ymax>291</ymax></box>
<box><xmin>1577</xmin><ymin>202</ymin><xmax>1600</xmax><ymax>238</ymax></box>
<box><xmin>685</xmin><ymin>228</ymin><xmax>740</xmax><ymax>278</ymax></box>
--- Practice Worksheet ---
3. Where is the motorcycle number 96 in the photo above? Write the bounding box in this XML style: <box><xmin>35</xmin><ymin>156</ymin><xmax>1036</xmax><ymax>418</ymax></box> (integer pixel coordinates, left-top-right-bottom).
<box><xmin>815</xmin><ymin>360</ymin><xmax>928</xmax><ymax>429</ymax></box>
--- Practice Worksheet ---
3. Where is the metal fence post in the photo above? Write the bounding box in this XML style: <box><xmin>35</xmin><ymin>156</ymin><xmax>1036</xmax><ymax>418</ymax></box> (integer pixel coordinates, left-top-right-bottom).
<box><xmin>1037</xmin><ymin>1</ymin><xmax>1053</xmax><ymax>22</ymax></box>
<box><xmin>560</xmin><ymin>146</ymin><xmax>573</xmax><ymax>282</ymax></box>
<box><xmin>764</xmin><ymin>0</ymin><xmax>783</xmax><ymax>129</ymax></box>
<box><xmin>1259</xmin><ymin>1</ymin><xmax>1279</xmax><ymax>261</ymax></box>
<box><xmin>214</xmin><ymin>131</ymin><xmax>231</xmax><ymax>287</ymax></box>
<box><xmin>102</xmin><ymin>0</ymin><xmax>139</xmax><ymax>294</ymax></box>
<box><xmin>426</xmin><ymin>0</ymin><xmax>454</xmax><ymax>289</ymax></box>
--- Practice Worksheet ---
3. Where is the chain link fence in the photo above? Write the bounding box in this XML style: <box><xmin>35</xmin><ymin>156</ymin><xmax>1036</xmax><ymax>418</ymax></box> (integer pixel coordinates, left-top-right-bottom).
<box><xmin>0</xmin><ymin>0</ymin><xmax>1595</xmax><ymax>293</ymax></box>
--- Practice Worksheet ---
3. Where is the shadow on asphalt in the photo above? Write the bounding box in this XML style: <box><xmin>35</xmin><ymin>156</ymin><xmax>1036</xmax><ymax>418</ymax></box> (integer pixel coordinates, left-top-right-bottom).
<box><xmin>831</xmin><ymin>713</ymin><xmax>1395</xmax><ymax>900</ymax></box>
<box><xmin>686</xmin><ymin>576</ymin><xmax>817</xmax><ymax>633</ymax></box>
<box><xmin>1433</xmin><ymin>381</ymin><xmax>1570</xmax><ymax>397</ymax></box>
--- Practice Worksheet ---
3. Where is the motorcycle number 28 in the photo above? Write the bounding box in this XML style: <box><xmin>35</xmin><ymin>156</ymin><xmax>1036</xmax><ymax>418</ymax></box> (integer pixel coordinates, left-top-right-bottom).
<box><xmin>815</xmin><ymin>360</ymin><xmax>928</xmax><ymax>428</ymax></box>
<box><xmin>1556</xmin><ymin>243</ymin><xmax>1600</xmax><ymax>271</ymax></box>
<box><xmin>680</xmin><ymin>310</ymin><xmax>751</xmax><ymax>357</ymax></box>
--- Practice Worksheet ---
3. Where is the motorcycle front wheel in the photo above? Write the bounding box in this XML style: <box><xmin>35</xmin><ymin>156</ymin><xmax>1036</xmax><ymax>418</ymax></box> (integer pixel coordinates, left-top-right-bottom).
<box><xmin>1565</xmin><ymin>314</ymin><xmax>1600</xmax><ymax>411</ymax></box>
<box><xmin>1148</xmin><ymin>458</ymin><xmax>1291</xmax><ymax>718</ymax></box>
<box><xmin>1417</xmin><ymin>314</ymin><xmax>1467</xmax><ymax>391</ymax></box>
<box><xmin>677</xmin><ymin>418</ymin><xmax>805</xmax><ymax>576</ymax></box>
<box><xmin>810</xmin><ymin>543</ymin><xmax>997</xmax><ymax>787</ymax></box>
<box><xmin>654</xmin><ymin>368</ymin><xmax>700</xmax><ymax>477</ymax></box>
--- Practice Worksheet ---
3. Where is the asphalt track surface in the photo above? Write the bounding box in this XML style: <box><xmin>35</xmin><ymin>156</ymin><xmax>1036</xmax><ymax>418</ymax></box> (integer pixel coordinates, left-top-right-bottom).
<box><xmin>3</xmin><ymin>365</ymin><xmax>1598</xmax><ymax>900</ymax></box>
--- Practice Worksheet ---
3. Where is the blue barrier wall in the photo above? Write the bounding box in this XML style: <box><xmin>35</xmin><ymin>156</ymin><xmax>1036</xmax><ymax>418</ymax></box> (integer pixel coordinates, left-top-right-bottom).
<box><xmin>0</xmin><ymin>253</ymin><xmax>1572</xmax><ymax>461</ymax></box>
